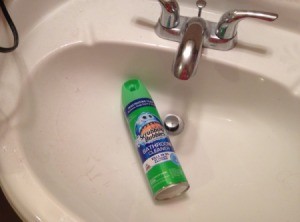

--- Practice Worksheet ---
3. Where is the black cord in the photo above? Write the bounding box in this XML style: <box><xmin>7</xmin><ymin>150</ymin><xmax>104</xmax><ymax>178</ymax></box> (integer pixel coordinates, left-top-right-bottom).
<box><xmin>0</xmin><ymin>0</ymin><xmax>19</xmax><ymax>53</ymax></box>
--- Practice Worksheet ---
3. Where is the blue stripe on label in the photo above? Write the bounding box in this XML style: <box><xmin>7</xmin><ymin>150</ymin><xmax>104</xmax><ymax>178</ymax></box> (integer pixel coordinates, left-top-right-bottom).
<box><xmin>124</xmin><ymin>98</ymin><xmax>155</xmax><ymax>117</ymax></box>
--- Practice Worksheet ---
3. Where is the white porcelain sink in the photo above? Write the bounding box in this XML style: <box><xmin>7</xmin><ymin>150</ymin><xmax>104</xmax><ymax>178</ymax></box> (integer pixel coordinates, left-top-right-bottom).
<box><xmin>0</xmin><ymin>0</ymin><xmax>300</xmax><ymax>221</ymax></box>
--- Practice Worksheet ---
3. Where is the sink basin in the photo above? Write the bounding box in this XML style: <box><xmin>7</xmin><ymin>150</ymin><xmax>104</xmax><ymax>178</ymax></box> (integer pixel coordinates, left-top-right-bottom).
<box><xmin>0</xmin><ymin>0</ymin><xmax>300</xmax><ymax>221</ymax></box>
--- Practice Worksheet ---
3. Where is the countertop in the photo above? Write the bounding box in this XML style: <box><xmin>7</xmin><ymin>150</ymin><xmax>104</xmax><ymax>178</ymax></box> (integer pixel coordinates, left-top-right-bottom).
<box><xmin>0</xmin><ymin>188</ymin><xmax>21</xmax><ymax>222</ymax></box>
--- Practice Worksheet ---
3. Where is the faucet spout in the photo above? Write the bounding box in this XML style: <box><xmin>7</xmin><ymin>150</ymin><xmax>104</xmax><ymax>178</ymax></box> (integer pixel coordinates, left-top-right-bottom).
<box><xmin>173</xmin><ymin>17</ymin><xmax>206</xmax><ymax>80</ymax></box>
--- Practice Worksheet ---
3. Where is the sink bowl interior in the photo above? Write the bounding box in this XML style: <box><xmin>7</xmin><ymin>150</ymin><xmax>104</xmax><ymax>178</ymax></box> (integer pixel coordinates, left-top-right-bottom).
<box><xmin>14</xmin><ymin>42</ymin><xmax>300</xmax><ymax>221</ymax></box>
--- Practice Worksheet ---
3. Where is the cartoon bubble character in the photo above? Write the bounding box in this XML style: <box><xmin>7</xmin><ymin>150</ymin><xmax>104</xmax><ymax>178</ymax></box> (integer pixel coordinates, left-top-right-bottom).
<box><xmin>135</xmin><ymin>112</ymin><xmax>163</xmax><ymax>137</ymax></box>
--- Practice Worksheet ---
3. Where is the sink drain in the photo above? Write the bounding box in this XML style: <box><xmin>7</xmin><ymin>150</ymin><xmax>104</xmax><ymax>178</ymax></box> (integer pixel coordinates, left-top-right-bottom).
<box><xmin>163</xmin><ymin>114</ymin><xmax>184</xmax><ymax>135</ymax></box>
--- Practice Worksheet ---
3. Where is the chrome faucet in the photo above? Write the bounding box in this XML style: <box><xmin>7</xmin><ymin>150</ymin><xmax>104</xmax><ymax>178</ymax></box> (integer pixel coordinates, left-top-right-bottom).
<box><xmin>155</xmin><ymin>0</ymin><xmax>278</xmax><ymax>80</ymax></box>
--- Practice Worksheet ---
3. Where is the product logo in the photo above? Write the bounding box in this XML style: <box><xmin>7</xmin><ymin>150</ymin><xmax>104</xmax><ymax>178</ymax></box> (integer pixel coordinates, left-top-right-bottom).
<box><xmin>134</xmin><ymin>112</ymin><xmax>177</xmax><ymax>170</ymax></box>
<box><xmin>135</xmin><ymin>112</ymin><xmax>166</xmax><ymax>144</ymax></box>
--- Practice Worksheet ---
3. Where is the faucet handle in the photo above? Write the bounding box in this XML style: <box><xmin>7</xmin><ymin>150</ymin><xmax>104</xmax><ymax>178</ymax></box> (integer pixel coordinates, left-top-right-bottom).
<box><xmin>216</xmin><ymin>10</ymin><xmax>278</xmax><ymax>40</ymax></box>
<box><xmin>158</xmin><ymin>0</ymin><xmax>180</xmax><ymax>28</ymax></box>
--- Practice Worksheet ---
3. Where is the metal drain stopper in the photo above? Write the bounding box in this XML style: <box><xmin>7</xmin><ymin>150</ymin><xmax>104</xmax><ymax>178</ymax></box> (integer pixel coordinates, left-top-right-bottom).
<box><xmin>163</xmin><ymin>114</ymin><xmax>184</xmax><ymax>135</ymax></box>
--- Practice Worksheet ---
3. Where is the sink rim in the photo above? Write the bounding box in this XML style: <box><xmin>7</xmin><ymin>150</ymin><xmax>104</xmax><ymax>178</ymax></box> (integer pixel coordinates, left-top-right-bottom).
<box><xmin>0</xmin><ymin>0</ymin><xmax>300</xmax><ymax>221</ymax></box>
<box><xmin>1</xmin><ymin>41</ymin><xmax>300</xmax><ymax>222</ymax></box>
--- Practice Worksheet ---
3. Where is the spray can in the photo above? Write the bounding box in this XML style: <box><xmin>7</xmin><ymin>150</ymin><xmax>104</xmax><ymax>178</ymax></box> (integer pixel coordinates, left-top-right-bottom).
<box><xmin>122</xmin><ymin>79</ymin><xmax>189</xmax><ymax>200</ymax></box>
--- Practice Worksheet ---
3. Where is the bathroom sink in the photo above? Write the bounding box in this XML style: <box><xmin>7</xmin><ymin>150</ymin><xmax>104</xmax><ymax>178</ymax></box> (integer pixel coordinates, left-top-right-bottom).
<box><xmin>0</xmin><ymin>0</ymin><xmax>300</xmax><ymax>221</ymax></box>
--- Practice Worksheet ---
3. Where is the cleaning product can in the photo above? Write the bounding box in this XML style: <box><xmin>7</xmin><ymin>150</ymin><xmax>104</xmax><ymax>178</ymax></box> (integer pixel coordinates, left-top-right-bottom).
<box><xmin>122</xmin><ymin>79</ymin><xmax>190</xmax><ymax>200</ymax></box>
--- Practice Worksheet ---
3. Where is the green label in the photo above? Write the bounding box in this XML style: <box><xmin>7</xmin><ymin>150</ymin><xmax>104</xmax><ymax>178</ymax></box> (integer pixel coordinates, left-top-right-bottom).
<box><xmin>125</xmin><ymin>98</ymin><xmax>188</xmax><ymax>195</ymax></box>
<box><xmin>146</xmin><ymin>161</ymin><xmax>188</xmax><ymax>195</ymax></box>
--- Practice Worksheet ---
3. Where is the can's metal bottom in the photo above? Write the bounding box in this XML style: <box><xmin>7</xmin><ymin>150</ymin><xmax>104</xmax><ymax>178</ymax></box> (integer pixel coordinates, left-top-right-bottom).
<box><xmin>154</xmin><ymin>182</ymin><xmax>190</xmax><ymax>201</ymax></box>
